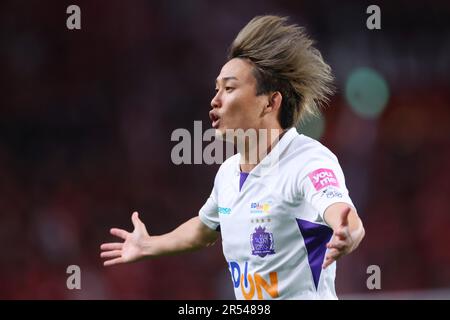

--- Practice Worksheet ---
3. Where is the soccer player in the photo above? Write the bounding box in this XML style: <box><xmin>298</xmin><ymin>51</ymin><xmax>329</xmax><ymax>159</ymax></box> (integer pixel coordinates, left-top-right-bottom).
<box><xmin>100</xmin><ymin>15</ymin><xmax>365</xmax><ymax>300</ymax></box>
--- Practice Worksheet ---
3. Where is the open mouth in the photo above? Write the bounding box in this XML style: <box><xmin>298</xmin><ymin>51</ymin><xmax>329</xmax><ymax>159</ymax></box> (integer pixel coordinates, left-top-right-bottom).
<box><xmin>209</xmin><ymin>112</ymin><xmax>220</xmax><ymax>128</ymax></box>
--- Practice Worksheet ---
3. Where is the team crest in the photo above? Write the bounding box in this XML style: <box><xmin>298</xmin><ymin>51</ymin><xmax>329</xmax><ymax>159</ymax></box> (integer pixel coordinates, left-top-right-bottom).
<box><xmin>251</xmin><ymin>226</ymin><xmax>275</xmax><ymax>257</ymax></box>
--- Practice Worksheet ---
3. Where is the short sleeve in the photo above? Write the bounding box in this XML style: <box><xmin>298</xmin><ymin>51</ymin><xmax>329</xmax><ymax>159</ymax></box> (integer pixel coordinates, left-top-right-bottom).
<box><xmin>198</xmin><ymin>183</ymin><xmax>220</xmax><ymax>231</ymax></box>
<box><xmin>298</xmin><ymin>151</ymin><xmax>355</xmax><ymax>221</ymax></box>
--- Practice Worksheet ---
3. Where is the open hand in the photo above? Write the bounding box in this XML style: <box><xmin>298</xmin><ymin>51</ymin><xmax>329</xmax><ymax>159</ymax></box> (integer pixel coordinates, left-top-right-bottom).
<box><xmin>100</xmin><ymin>212</ymin><xmax>150</xmax><ymax>266</ymax></box>
<box><xmin>322</xmin><ymin>207</ymin><xmax>354</xmax><ymax>269</ymax></box>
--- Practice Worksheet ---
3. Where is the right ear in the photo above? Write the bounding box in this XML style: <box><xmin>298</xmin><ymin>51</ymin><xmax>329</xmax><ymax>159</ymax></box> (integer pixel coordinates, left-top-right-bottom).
<box><xmin>264</xmin><ymin>91</ymin><xmax>282</xmax><ymax>115</ymax></box>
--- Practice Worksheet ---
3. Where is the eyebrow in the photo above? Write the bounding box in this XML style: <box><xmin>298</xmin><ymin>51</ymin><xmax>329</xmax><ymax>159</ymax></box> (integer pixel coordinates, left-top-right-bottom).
<box><xmin>215</xmin><ymin>76</ymin><xmax>238</xmax><ymax>85</ymax></box>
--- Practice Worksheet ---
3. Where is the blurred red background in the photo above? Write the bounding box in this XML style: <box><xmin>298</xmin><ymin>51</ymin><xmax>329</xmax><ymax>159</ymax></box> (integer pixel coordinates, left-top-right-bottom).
<box><xmin>0</xmin><ymin>0</ymin><xmax>449</xmax><ymax>299</ymax></box>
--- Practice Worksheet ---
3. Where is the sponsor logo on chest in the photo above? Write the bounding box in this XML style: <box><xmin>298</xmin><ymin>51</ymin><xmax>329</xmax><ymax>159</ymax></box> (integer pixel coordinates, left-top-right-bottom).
<box><xmin>250</xmin><ymin>201</ymin><xmax>272</xmax><ymax>214</ymax></box>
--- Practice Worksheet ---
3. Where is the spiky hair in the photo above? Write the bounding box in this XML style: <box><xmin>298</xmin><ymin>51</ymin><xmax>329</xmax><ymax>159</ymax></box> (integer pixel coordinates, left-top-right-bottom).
<box><xmin>229</xmin><ymin>15</ymin><xmax>334</xmax><ymax>128</ymax></box>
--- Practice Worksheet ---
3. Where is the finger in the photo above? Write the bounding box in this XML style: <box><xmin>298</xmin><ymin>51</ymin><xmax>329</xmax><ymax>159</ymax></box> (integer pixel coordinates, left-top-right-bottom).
<box><xmin>104</xmin><ymin>257</ymin><xmax>125</xmax><ymax>267</ymax></box>
<box><xmin>322</xmin><ymin>248</ymin><xmax>341</xmax><ymax>268</ymax></box>
<box><xmin>326</xmin><ymin>248</ymin><xmax>341</xmax><ymax>260</ymax></box>
<box><xmin>131</xmin><ymin>211</ymin><xmax>141</xmax><ymax>229</ymax></box>
<box><xmin>110</xmin><ymin>228</ymin><xmax>129</xmax><ymax>240</ymax></box>
<box><xmin>326</xmin><ymin>240</ymin><xmax>346</xmax><ymax>250</ymax></box>
<box><xmin>100</xmin><ymin>250</ymin><xmax>122</xmax><ymax>259</ymax></box>
<box><xmin>322</xmin><ymin>256</ymin><xmax>335</xmax><ymax>269</ymax></box>
<box><xmin>334</xmin><ymin>228</ymin><xmax>348</xmax><ymax>240</ymax></box>
<box><xmin>340</xmin><ymin>207</ymin><xmax>351</xmax><ymax>227</ymax></box>
<box><xmin>100</xmin><ymin>243</ymin><xmax>123</xmax><ymax>251</ymax></box>
<box><xmin>132</xmin><ymin>211</ymin><xmax>150</xmax><ymax>235</ymax></box>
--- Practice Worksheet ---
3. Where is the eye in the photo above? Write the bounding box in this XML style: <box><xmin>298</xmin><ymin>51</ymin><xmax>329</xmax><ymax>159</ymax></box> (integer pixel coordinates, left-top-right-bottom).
<box><xmin>225</xmin><ymin>87</ymin><xmax>234</xmax><ymax>92</ymax></box>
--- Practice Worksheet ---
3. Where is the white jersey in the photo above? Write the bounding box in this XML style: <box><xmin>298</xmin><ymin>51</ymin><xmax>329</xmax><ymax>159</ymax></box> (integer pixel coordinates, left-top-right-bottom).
<box><xmin>199</xmin><ymin>128</ymin><xmax>355</xmax><ymax>300</ymax></box>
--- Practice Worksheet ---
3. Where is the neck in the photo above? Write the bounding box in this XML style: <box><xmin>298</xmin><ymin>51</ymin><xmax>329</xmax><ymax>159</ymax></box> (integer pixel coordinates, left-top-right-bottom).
<box><xmin>237</xmin><ymin>127</ymin><xmax>286</xmax><ymax>173</ymax></box>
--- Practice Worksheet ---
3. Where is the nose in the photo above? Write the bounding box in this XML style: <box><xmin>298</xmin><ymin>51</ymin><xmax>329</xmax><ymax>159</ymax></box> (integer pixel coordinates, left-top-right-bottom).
<box><xmin>211</xmin><ymin>91</ymin><xmax>221</xmax><ymax>109</ymax></box>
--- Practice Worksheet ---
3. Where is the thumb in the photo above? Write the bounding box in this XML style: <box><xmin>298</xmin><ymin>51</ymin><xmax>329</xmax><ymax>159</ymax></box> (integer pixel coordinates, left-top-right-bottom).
<box><xmin>131</xmin><ymin>211</ymin><xmax>142</xmax><ymax>229</ymax></box>
<box><xmin>340</xmin><ymin>207</ymin><xmax>351</xmax><ymax>227</ymax></box>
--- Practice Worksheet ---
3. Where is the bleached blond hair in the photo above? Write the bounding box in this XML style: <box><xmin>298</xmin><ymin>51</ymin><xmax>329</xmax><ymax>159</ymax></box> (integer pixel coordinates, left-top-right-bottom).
<box><xmin>229</xmin><ymin>15</ymin><xmax>334</xmax><ymax>128</ymax></box>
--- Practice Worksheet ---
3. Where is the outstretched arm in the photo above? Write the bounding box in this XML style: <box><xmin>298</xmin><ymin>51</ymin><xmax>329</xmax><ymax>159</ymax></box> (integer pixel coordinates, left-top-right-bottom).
<box><xmin>100</xmin><ymin>212</ymin><xmax>219</xmax><ymax>266</ymax></box>
<box><xmin>322</xmin><ymin>202</ymin><xmax>365</xmax><ymax>269</ymax></box>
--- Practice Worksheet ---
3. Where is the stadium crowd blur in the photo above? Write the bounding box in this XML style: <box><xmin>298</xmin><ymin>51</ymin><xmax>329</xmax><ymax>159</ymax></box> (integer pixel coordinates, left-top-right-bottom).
<box><xmin>1</xmin><ymin>0</ymin><xmax>449</xmax><ymax>299</ymax></box>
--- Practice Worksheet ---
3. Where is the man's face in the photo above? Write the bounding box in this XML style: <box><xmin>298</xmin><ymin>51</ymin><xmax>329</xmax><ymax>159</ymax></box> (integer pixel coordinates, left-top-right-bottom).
<box><xmin>210</xmin><ymin>58</ymin><xmax>268</xmax><ymax>140</ymax></box>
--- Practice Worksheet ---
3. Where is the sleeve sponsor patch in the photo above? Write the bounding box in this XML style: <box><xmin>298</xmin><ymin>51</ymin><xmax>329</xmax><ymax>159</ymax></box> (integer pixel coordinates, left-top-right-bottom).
<box><xmin>321</xmin><ymin>187</ymin><xmax>343</xmax><ymax>198</ymax></box>
<box><xmin>308</xmin><ymin>168</ymin><xmax>340</xmax><ymax>191</ymax></box>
